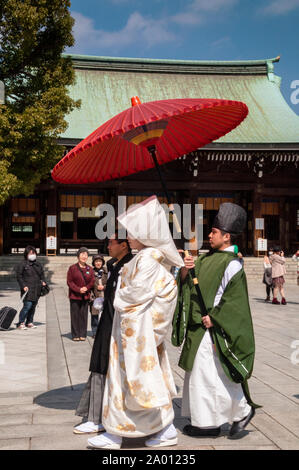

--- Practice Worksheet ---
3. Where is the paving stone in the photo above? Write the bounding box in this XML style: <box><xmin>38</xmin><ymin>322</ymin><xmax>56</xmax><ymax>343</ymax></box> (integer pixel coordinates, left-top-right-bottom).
<box><xmin>2</xmin><ymin>423</ymin><xmax>78</xmax><ymax>439</ymax></box>
<box><xmin>30</xmin><ymin>433</ymin><xmax>90</xmax><ymax>450</ymax></box>
<box><xmin>0</xmin><ymin>414</ymin><xmax>32</xmax><ymax>426</ymax></box>
<box><xmin>1</xmin><ymin>281</ymin><xmax>299</xmax><ymax>450</ymax></box>
<box><xmin>214</xmin><ymin>445</ymin><xmax>279</xmax><ymax>450</ymax></box>
<box><xmin>33</xmin><ymin>412</ymin><xmax>80</xmax><ymax>425</ymax></box>
<box><xmin>0</xmin><ymin>395</ymin><xmax>35</xmax><ymax>405</ymax></box>
<box><xmin>0</xmin><ymin>438</ymin><xmax>30</xmax><ymax>450</ymax></box>
<box><xmin>252</xmin><ymin>411</ymin><xmax>299</xmax><ymax>448</ymax></box>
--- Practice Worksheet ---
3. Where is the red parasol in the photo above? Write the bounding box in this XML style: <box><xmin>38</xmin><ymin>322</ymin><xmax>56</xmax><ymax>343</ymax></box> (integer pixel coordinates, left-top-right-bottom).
<box><xmin>52</xmin><ymin>96</ymin><xmax>248</xmax><ymax>328</ymax></box>
<box><xmin>52</xmin><ymin>97</ymin><xmax>248</xmax><ymax>186</ymax></box>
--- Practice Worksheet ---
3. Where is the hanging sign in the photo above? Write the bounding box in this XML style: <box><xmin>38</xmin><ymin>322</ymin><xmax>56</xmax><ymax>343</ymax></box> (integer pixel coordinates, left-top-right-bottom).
<box><xmin>46</xmin><ymin>236</ymin><xmax>57</xmax><ymax>250</ymax></box>
<box><xmin>256</xmin><ymin>238</ymin><xmax>267</xmax><ymax>251</ymax></box>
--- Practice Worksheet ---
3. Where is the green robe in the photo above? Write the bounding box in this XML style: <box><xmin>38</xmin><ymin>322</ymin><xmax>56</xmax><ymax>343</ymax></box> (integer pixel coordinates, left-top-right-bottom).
<box><xmin>172</xmin><ymin>250</ymin><xmax>261</xmax><ymax>409</ymax></box>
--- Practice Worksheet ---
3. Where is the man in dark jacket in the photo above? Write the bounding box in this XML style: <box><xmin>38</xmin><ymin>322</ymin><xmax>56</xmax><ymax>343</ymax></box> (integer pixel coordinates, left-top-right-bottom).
<box><xmin>15</xmin><ymin>245</ymin><xmax>47</xmax><ymax>330</ymax></box>
<box><xmin>74</xmin><ymin>232</ymin><xmax>133</xmax><ymax>434</ymax></box>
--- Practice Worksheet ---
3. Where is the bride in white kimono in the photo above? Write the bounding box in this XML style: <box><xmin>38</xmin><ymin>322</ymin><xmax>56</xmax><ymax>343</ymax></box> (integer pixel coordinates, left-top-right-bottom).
<box><xmin>88</xmin><ymin>196</ymin><xmax>184</xmax><ymax>449</ymax></box>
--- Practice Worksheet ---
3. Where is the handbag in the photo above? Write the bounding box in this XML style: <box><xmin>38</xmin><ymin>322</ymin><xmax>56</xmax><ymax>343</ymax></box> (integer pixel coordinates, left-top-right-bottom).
<box><xmin>92</xmin><ymin>297</ymin><xmax>104</xmax><ymax>311</ymax></box>
<box><xmin>40</xmin><ymin>284</ymin><xmax>50</xmax><ymax>296</ymax></box>
<box><xmin>31</xmin><ymin>263</ymin><xmax>50</xmax><ymax>296</ymax></box>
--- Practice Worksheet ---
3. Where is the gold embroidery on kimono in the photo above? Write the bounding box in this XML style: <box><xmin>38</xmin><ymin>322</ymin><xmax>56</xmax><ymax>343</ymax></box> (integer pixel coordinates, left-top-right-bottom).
<box><xmin>103</xmin><ymin>405</ymin><xmax>109</xmax><ymax>420</ymax></box>
<box><xmin>130</xmin><ymin>266</ymin><xmax>139</xmax><ymax>280</ymax></box>
<box><xmin>121</xmin><ymin>317</ymin><xmax>137</xmax><ymax>329</ymax></box>
<box><xmin>128</xmin><ymin>380</ymin><xmax>156</xmax><ymax>408</ymax></box>
<box><xmin>117</xmin><ymin>423</ymin><xmax>136</xmax><ymax>432</ymax></box>
<box><xmin>154</xmin><ymin>278</ymin><xmax>167</xmax><ymax>292</ymax></box>
<box><xmin>122</xmin><ymin>267</ymin><xmax>128</xmax><ymax>277</ymax></box>
<box><xmin>151</xmin><ymin>310</ymin><xmax>165</xmax><ymax>328</ymax></box>
<box><xmin>125</xmin><ymin>327</ymin><xmax>135</xmax><ymax>337</ymax></box>
<box><xmin>140</xmin><ymin>355</ymin><xmax>157</xmax><ymax>372</ymax></box>
<box><xmin>128</xmin><ymin>380</ymin><xmax>143</xmax><ymax>395</ymax></box>
<box><xmin>112</xmin><ymin>340</ymin><xmax>118</xmax><ymax>360</ymax></box>
<box><xmin>138</xmin><ymin>391</ymin><xmax>156</xmax><ymax>408</ymax></box>
<box><xmin>114</xmin><ymin>395</ymin><xmax>124</xmax><ymax>411</ymax></box>
<box><xmin>136</xmin><ymin>335</ymin><xmax>146</xmax><ymax>352</ymax></box>
<box><xmin>151</xmin><ymin>251</ymin><xmax>164</xmax><ymax>263</ymax></box>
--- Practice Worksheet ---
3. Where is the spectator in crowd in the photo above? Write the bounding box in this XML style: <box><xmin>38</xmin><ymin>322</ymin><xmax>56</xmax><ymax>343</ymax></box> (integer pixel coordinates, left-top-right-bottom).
<box><xmin>15</xmin><ymin>246</ymin><xmax>47</xmax><ymax>330</ymax></box>
<box><xmin>90</xmin><ymin>254</ymin><xmax>107</xmax><ymax>339</ymax></box>
<box><xmin>292</xmin><ymin>250</ymin><xmax>299</xmax><ymax>286</ymax></box>
<box><xmin>263</xmin><ymin>248</ymin><xmax>274</xmax><ymax>302</ymax></box>
<box><xmin>67</xmin><ymin>247</ymin><xmax>95</xmax><ymax>341</ymax></box>
<box><xmin>270</xmin><ymin>247</ymin><xmax>287</xmax><ymax>305</ymax></box>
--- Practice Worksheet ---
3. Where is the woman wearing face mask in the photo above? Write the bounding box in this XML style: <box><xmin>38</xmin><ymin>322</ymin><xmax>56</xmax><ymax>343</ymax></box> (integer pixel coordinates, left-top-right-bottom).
<box><xmin>15</xmin><ymin>245</ymin><xmax>47</xmax><ymax>330</ymax></box>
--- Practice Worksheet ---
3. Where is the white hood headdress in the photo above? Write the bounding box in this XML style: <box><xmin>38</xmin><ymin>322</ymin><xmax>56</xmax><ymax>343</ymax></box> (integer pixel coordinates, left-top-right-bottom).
<box><xmin>117</xmin><ymin>195</ymin><xmax>184</xmax><ymax>268</ymax></box>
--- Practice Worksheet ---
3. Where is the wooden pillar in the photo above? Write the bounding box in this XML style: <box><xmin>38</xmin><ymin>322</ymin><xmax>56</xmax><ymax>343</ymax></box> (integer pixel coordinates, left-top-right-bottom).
<box><xmin>3</xmin><ymin>201</ymin><xmax>11</xmax><ymax>254</ymax></box>
<box><xmin>279</xmin><ymin>197</ymin><xmax>288</xmax><ymax>252</ymax></box>
<box><xmin>45</xmin><ymin>185</ymin><xmax>58</xmax><ymax>255</ymax></box>
<box><xmin>289</xmin><ymin>198</ymin><xmax>298</xmax><ymax>253</ymax></box>
<box><xmin>252</xmin><ymin>184</ymin><xmax>263</xmax><ymax>256</ymax></box>
<box><xmin>234</xmin><ymin>191</ymin><xmax>247</xmax><ymax>254</ymax></box>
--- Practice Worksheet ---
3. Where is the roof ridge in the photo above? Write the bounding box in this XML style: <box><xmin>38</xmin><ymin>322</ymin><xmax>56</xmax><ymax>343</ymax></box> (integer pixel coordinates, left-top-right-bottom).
<box><xmin>62</xmin><ymin>53</ymin><xmax>281</xmax><ymax>67</ymax></box>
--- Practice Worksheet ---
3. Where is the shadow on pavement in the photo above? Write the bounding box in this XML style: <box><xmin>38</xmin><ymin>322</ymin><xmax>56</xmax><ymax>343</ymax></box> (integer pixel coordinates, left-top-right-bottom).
<box><xmin>61</xmin><ymin>332</ymin><xmax>73</xmax><ymax>340</ymax></box>
<box><xmin>61</xmin><ymin>332</ymin><xmax>95</xmax><ymax>341</ymax></box>
<box><xmin>252</xmin><ymin>297</ymin><xmax>299</xmax><ymax>305</ymax></box>
<box><xmin>34</xmin><ymin>384</ymin><xmax>86</xmax><ymax>410</ymax></box>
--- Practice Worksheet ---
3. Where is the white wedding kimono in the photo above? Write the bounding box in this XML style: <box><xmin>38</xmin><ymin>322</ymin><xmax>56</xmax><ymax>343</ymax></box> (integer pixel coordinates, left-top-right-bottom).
<box><xmin>101</xmin><ymin>247</ymin><xmax>178</xmax><ymax>437</ymax></box>
<box><xmin>182</xmin><ymin>246</ymin><xmax>251</xmax><ymax>427</ymax></box>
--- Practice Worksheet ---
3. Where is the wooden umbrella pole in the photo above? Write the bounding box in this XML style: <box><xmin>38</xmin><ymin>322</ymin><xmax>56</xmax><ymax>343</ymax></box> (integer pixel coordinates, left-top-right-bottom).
<box><xmin>147</xmin><ymin>145</ymin><xmax>214</xmax><ymax>341</ymax></box>
<box><xmin>184</xmin><ymin>250</ymin><xmax>208</xmax><ymax>317</ymax></box>
<box><xmin>147</xmin><ymin>145</ymin><xmax>181</xmax><ymax>233</ymax></box>
<box><xmin>184</xmin><ymin>249</ymin><xmax>215</xmax><ymax>344</ymax></box>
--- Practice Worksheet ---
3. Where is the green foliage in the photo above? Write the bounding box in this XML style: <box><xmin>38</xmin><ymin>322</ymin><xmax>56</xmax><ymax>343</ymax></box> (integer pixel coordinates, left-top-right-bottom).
<box><xmin>0</xmin><ymin>0</ymin><xmax>80</xmax><ymax>204</ymax></box>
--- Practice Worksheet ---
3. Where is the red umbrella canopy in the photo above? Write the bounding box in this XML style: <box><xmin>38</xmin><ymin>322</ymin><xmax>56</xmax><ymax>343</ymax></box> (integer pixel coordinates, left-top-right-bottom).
<box><xmin>52</xmin><ymin>97</ymin><xmax>248</xmax><ymax>184</ymax></box>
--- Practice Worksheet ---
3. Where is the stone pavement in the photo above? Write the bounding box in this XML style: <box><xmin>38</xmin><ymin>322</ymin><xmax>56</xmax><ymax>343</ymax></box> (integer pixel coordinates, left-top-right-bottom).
<box><xmin>0</xmin><ymin>280</ymin><xmax>298</xmax><ymax>451</ymax></box>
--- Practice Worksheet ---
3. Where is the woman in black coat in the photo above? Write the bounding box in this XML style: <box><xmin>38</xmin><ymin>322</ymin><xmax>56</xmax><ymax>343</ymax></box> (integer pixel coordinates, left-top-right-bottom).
<box><xmin>15</xmin><ymin>245</ymin><xmax>47</xmax><ymax>330</ymax></box>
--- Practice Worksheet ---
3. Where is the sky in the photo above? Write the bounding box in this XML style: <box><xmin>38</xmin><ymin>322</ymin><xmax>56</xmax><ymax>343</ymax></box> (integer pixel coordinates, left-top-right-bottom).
<box><xmin>67</xmin><ymin>0</ymin><xmax>299</xmax><ymax>116</ymax></box>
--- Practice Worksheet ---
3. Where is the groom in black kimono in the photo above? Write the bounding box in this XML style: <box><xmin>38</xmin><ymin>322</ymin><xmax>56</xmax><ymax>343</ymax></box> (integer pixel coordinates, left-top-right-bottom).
<box><xmin>74</xmin><ymin>232</ymin><xmax>133</xmax><ymax>434</ymax></box>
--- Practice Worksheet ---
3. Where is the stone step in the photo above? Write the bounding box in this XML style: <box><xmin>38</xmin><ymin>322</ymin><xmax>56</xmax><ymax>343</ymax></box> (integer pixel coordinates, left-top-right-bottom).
<box><xmin>1</xmin><ymin>256</ymin><xmax>297</xmax><ymax>283</ymax></box>
<box><xmin>1</xmin><ymin>275</ymin><xmax>297</xmax><ymax>284</ymax></box>
<box><xmin>0</xmin><ymin>256</ymin><xmax>297</xmax><ymax>265</ymax></box>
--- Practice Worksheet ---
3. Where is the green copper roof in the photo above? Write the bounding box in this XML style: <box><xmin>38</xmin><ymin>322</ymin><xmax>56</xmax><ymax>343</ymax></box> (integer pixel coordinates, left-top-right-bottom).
<box><xmin>61</xmin><ymin>54</ymin><xmax>299</xmax><ymax>145</ymax></box>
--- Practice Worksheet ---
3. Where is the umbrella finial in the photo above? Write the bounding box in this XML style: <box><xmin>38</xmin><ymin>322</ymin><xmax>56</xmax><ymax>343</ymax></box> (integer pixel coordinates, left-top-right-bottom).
<box><xmin>131</xmin><ymin>96</ymin><xmax>141</xmax><ymax>106</ymax></box>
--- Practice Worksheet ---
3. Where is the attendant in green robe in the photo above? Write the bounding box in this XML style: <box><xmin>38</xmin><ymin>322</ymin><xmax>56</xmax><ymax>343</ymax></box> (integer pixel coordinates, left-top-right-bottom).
<box><xmin>172</xmin><ymin>203</ymin><xmax>260</xmax><ymax>438</ymax></box>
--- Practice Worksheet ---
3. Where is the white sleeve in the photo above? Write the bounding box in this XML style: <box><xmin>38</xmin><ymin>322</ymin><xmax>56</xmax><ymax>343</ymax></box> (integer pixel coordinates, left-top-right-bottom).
<box><xmin>214</xmin><ymin>259</ymin><xmax>243</xmax><ymax>307</ymax></box>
